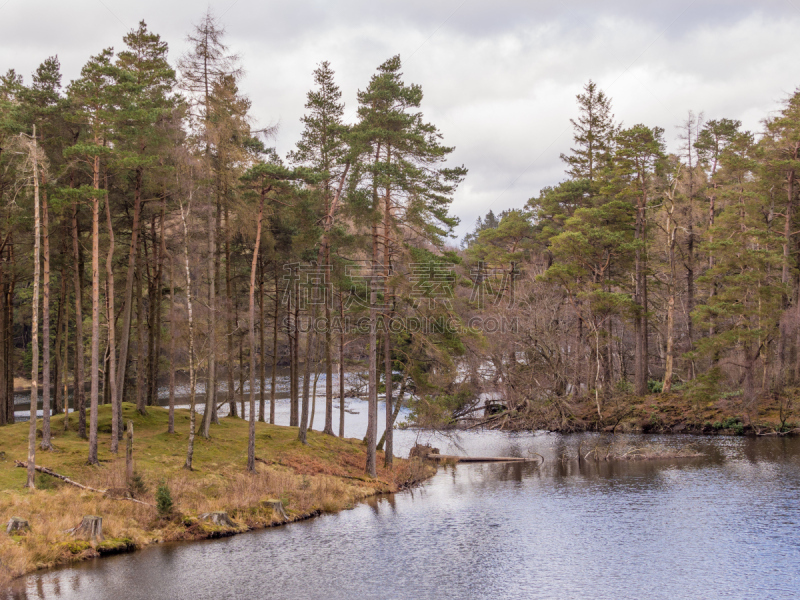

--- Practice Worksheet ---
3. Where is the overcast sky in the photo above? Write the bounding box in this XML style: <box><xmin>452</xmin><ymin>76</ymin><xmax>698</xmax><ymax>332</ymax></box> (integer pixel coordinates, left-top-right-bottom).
<box><xmin>1</xmin><ymin>0</ymin><xmax>798</xmax><ymax>240</ymax></box>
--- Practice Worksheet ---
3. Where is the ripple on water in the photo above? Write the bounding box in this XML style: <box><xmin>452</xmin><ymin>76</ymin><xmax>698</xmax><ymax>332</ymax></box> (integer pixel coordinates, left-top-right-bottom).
<box><xmin>5</xmin><ymin>434</ymin><xmax>800</xmax><ymax>600</ymax></box>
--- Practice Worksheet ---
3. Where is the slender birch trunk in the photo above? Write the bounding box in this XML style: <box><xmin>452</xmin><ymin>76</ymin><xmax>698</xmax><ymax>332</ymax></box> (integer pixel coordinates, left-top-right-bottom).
<box><xmin>27</xmin><ymin>131</ymin><xmax>42</xmax><ymax>488</ymax></box>
<box><xmin>180</xmin><ymin>188</ymin><xmax>197</xmax><ymax>471</ymax></box>
<box><xmin>247</xmin><ymin>188</ymin><xmax>265</xmax><ymax>471</ymax></box>
<box><xmin>87</xmin><ymin>153</ymin><xmax>101</xmax><ymax>466</ymax></box>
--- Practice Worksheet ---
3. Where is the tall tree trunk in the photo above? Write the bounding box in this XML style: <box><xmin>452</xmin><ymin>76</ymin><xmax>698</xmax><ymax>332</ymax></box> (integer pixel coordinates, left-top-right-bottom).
<box><xmin>62</xmin><ymin>278</ymin><xmax>69</xmax><ymax>429</ymax></box>
<box><xmin>685</xmin><ymin>122</ymin><xmax>696</xmax><ymax>380</ymax></box>
<box><xmin>238</xmin><ymin>303</ymin><xmax>244</xmax><ymax>420</ymax></box>
<box><xmin>288</xmin><ymin>288</ymin><xmax>296</xmax><ymax>426</ymax></box>
<box><xmin>634</xmin><ymin>194</ymin><xmax>648</xmax><ymax>396</ymax></box>
<box><xmin>225</xmin><ymin>204</ymin><xmax>237</xmax><ymax>419</ymax></box>
<box><xmin>339</xmin><ymin>293</ymin><xmax>345</xmax><ymax>438</ymax></box>
<box><xmin>6</xmin><ymin>257</ymin><xmax>14</xmax><ymax>426</ymax></box>
<box><xmin>71</xmin><ymin>203</ymin><xmax>86</xmax><ymax>438</ymax></box>
<box><xmin>202</xmin><ymin>197</ymin><xmax>217</xmax><ymax>435</ymax></box>
<box><xmin>319</xmin><ymin>164</ymin><xmax>349</xmax><ymax>436</ymax></box>
<box><xmin>383</xmin><ymin>152</ymin><xmax>393</xmax><ymax>467</ymax></box>
<box><xmin>147</xmin><ymin>210</ymin><xmax>165</xmax><ymax>408</ymax></box>
<box><xmin>104</xmin><ymin>182</ymin><xmax>119</xmax><ymax>453</ymax></box>
<box><xmin>88</xmin><ymin>154</ymin><xmax>101</xmax><ymax>466</ymax></box>
<box><xmin>663</xmin><ymin>198</ymin><xmax>677</xmax><ymax>394</ymax></box>
<box><xmin>270</xmin><ymin>270</ymin><xmax>278</xmax><ymax>424</ymax></box>
<box><xmin>115</xmin><ymin>169</ymin><xmax>143</xmax><ymax>405</ymax></box>
<box><xmin>378</xmin><ymin>369</ymin><xmax>406</xmax><ymax>451</ymax></box>
<box><xmin>135</xmin><ymin>246</ymin><xmax>147</xmax><ymax>416</ymax></box>
<box><xmin>27</xmin><ymin>134</ymin><xmax>42</xmax><ymax>487</ymax></box>
<box><xmin>0</xmin><ymin>266</ymin><xmax>7</xmax><ymax>427</ymax></box>
<box><xmin>180</xmin><ymin>189</ymin><xmax>197</xmax><ymax>471</ymax></box>
<box><xmin>168</xmin><ymin>259</ymin><xmax>176</xmax><ymax>434</ymax></box>
<box><xmin>291</xmin><ymin>274</ymin><xmax>300</xmax><ymax>426</ymax></box>
<box><xmin>778</xmin><ymin>169</ymin><xmax>795</xmax><ymax>388</ymax></box>
<box><xmin>247</xmin><ymin>189</ymin><xmax>264</xmax><ymax>470</ymax></box>
<box><xmin>258</xmin><ymin>260</ymin><xmax>266</xmax><ymax>423</ymax></box>
<box><xmin>366</xmin><ymin>145</ymin><xmax>381</xmax><ymax>477</ymax></box>
<box><xmin>53</xmin><ymin>269</ymin><xmax>66</xmax><ymax>415</ymax></box>
<box><xmin>211</xmin><ymin>198</ymin><xmax>221</xmax><ymax>425</ymax></box>
<box><xmin>298</xmin><ymin>325</ymin><xmax>314</xmax><ymax>444</ymax></box>
<box><xmin>41</xmin><ymin>182</ymin><xmax>52</xmax><ymax>450</ymax></box>
<box><xmin>367</xmin><ymin>233</ymin><xmax>378</xmax><ymax>476</ymax></box>
<box><xmin>310</xmin><ymin>353</ymin><xmax>320</xmax><ymax>432</ymax></box>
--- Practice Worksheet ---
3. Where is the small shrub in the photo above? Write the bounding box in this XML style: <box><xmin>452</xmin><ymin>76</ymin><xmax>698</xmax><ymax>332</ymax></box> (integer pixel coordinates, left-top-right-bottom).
<box><xmin>616</xmin><ymin>379</ymin><xmax>633</xmax><ymax>394</ymax></box>
<box><xmin>128</xmin><ymin>471</ymin><xmax>147</xmax><ymax>498</ymax></box>
<box><xmin>721</xmin><ymin>416</ymin><xmax>742</xmax><ymax>429</ymax></box>
<box><xmin>156</xmin><ymin>483</ymin><xmax>174</xmax><ymax>518</ymax></box>
<box><xmin>648</xmin><ymin>380</ymin><xmax>663</xmax><ymax>394</ymax></box>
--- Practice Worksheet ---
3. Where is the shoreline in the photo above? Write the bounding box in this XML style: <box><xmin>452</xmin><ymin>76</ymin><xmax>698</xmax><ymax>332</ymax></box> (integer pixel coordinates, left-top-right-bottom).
<box><xmin>433</xmin><ymin>390</ymin><xmax>800</xmax><ymax>437</ymax></box>
<box><xmin>0</xmin><ymin>404</ymin><xmax>435</xmax><ymax>588</ymax></box>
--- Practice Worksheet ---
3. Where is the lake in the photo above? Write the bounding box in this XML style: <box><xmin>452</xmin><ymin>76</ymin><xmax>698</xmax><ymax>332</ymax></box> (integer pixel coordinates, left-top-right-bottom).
<box><xmin>5</xmin><ymin>395</ymin><xmax>800</xmax><ymax>600</ymax></box>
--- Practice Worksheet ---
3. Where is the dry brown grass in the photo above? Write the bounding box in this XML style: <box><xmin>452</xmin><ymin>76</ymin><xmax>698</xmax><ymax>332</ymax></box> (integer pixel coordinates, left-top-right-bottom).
<box><xmin>0</xmin><ymin>403</ymin><xmax>433</xmax><ymax>587</ymax></box>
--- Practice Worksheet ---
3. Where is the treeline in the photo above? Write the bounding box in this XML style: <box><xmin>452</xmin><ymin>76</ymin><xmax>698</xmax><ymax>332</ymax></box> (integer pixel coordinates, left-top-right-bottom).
<box><xmin>454</xmin><ymin>81</ymin><xmax>800</xmax><ymax>431</ymax></box>
<box><xmin>0</xmin><ymin>11</ymin><xmax>466</xmax><ymax>482</ymax></box>
<box><xmin>4</xmin><ymin>11</ymin><xmax>798</xmax><ymax>480</ymax></box>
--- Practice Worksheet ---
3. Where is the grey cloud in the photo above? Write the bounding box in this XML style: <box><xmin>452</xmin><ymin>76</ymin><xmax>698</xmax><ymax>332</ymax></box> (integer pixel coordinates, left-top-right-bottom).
<box><xmin>1</xmin><ymin>1</ymin><xmax>797</xmax><ymax>239</ymax></box>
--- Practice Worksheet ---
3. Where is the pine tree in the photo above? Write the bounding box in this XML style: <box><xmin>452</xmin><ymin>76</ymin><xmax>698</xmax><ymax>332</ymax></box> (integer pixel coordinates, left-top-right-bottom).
<box><xmin>114</xmin><ymin>21</ymin><xmax>178</xmax><ymax>420</ymax></box>
<box><xmin>694</xmin><ymin>131</ymin><xmax>783</xmax><ymax>410</ymax></box>
<box><xmin>20</xmin><ymin>56</ymin><xmax>66</xmax><ymax>450</ymax></box>
<box><xmin>560</xmin><ymin>80</ymin><xmax>618</xmax><ymax>187</ymax></box>
<box><xmin>65</xmin><ymin>48</ymin><xmax>118</xmax><ymax>463</ymax></box>
<box><xmin>178</xmin><ymin>9</ymin><xmax>243</xmax><ymax>433</ymax></box>
<box><xmin>606</xmin><ymin>124</ymin><xmax>666</xmax><ymax>396</ymax></box>
<box><xmin>289</xmin><ymin>61</ymin><xmax>349</xmax><ymax>437</ymax></box>
<box><xmin>761</xmin><ymin>89</ymin><xmax>800</xmax><ymax>386</ymax></box>
<box><xmin>353</xmin><ymin>55</ymin><xmax>465</xmax><ymax>473</ymax></box>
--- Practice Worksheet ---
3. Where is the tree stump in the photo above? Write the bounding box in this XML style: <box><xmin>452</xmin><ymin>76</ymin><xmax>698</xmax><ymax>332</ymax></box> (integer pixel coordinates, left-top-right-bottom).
<box><xmin>70</xmin><ymin>516</ymin><xmax>104</xmax><ymax>542</ymax></box>
<box><xmin>6</xmin><ymin>517</ymin><xmax>29</xmax><ymax>534</ymax></box>
<box><xmin>199</xmin><ymin>512</ymin><xmax>236</xmax><ymax>527</ymax></box>
<box><xmin>260</xmin><ymin>499</ymin><xmax>288</xmax><ymax>520</ymax></box>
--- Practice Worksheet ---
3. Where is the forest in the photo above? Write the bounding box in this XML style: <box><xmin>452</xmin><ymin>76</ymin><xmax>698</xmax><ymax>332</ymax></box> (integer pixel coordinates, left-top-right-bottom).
<box><xmin>2</xmin><ymin>11</ymin><xmax>800</xmax><ymax>484</ymax></box>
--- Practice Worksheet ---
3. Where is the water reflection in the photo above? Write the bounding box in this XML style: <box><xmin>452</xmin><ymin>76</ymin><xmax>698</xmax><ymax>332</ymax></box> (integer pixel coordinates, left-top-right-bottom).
<box><xmin>6</xmin><ymin>433</ymin><xmax>800</xmax><ymax>600</ymax></box>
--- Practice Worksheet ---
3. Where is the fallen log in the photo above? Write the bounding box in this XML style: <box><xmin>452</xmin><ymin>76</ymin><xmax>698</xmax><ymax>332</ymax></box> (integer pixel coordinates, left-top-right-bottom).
<box><xmin>14</xmin><ymin>460</ymin><xmax>154</xmax><ymax>507</ymax></box>
<box><xmin>426</xmin><ymin>454</ymin><xmax>534</xmax><ymax>463</ymax></box>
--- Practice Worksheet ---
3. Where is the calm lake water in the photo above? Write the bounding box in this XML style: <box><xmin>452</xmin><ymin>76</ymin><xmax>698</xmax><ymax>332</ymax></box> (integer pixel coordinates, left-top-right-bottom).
<box><xmin>5</xmin><ymin>395</ymin><xmax>800</xmax><ymax>600</ymax></box>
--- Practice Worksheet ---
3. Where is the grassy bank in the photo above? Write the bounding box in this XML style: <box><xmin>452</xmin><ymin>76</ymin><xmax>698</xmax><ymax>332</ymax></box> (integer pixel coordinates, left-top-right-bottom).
<box><xmin>0</xmin><ymin>403</ymin><xmax>431</xmax><ymax>587</ymax></box>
